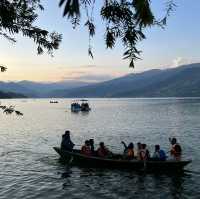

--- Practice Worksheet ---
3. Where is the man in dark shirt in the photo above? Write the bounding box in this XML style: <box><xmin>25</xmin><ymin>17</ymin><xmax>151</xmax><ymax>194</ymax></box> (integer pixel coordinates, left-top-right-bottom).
<box><xmin>61</xmin><ymin>130</ymin><xmax>75</xmax><ymax>151</ymax></box>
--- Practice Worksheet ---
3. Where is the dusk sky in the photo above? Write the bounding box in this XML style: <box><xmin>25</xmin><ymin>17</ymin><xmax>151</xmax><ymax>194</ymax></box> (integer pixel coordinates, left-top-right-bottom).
<box><xmin>0</xmin><ymin>0</ymin><xmax>200</xmax><ymax>82</ymax></box>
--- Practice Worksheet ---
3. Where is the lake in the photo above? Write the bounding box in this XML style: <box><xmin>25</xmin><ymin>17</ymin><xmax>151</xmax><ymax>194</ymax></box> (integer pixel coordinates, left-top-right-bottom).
<box><xmin>0</xmin><ymin>98</ymin><xmax>200</xmax><ymax>198</ymax></box>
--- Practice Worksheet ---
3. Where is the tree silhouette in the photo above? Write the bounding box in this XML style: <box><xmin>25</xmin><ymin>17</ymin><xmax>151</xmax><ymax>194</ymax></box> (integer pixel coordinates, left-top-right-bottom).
<box><xmin>59</xmin><ymin>0</ymin><xmax>175</xmax><ymax>67</ymax></box>
<box><xmin>0</xmin><ymin>65</ymin><xmax>23</xmax><ymax>116</ymax></box>
<box><xmin>0</xmin><ymin>0</ymin><xmax>175</xmax><ymax>67</ymax></box>
<box><xmin>0</xmin><ymin>0</ymin><xmax>62</xmax><ymax>56</ymax></box>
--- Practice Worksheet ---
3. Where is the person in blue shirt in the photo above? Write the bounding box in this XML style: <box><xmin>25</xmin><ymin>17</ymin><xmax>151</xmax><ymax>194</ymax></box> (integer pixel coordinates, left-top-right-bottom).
<box><xmin>152</xmin><ymin>145</ymin><xmax>167</xmax><ymax>161</ymax></box>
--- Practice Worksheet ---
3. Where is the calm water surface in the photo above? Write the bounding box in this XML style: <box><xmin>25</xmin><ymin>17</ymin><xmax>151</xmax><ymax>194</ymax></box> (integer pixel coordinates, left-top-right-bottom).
<box><xmin>0</xmin><ymin>98</ymin><xmax>200</xmax><ymax>199</ymax></box>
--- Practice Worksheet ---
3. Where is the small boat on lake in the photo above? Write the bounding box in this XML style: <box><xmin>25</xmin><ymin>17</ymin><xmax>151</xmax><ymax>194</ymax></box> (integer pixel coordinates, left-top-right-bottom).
<box><xmin>53</xmin><ymin>147</ymin><xmax>191</xmax><ymax>171</ymax></box>
<box><xmin>50</xmin><ymin>100</ymin><xmax>58</xmax><ymax>103</ymax></box>
<box><xmin>71</xmin><ymin>100</ymin><xmax>91</xmax><ymax>112</ymax></box>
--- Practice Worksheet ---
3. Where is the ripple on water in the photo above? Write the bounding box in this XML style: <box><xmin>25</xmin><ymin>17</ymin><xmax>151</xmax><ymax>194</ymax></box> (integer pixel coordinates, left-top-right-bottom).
<box><xmin>0</xmin><ymin>98</ymin><xmax>200</xmax><ymax>199</ymax></box>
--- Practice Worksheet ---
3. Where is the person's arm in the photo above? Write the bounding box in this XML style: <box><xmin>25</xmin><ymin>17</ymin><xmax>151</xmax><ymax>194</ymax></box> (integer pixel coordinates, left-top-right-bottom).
<box><xmin>68</xmin><ymin>140</ymin><xmax>75</xmax><ymax>149</ymax></box>
<box><xmin>121</xmin><ymin>141</ymin><xmax>127</xmax><ymax>149</ymax></box>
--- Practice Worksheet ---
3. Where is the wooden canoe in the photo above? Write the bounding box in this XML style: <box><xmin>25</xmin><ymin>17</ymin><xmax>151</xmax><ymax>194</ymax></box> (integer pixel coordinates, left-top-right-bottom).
<box><xmin>53</xmin><ymin>147</ymin><xmax>191</xmax><ymax>171</ymax></box>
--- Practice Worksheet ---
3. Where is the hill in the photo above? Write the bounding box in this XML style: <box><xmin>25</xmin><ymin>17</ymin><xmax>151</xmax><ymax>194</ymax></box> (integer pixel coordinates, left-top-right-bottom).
<box><xmin>50</xmin><ymin>63</ymin><xmax>200</xmax><ymax>98</ymax></box>
<box><xmin>0</xmin><ymin>80</ymin><xmax>91</xmax><ymax>97</ymax></box>
<box><xmin>0</xmin><ymin>90</ymin><xmax>26</xmax><ymax>99</ymax></box>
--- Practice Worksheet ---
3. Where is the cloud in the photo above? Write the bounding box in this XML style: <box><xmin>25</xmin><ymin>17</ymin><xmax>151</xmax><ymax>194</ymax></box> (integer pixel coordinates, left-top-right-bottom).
<box><xmin>75</xmin><ymin>74</ymin><xmax>114</xmax><ymax>82</ymax></box>
<box><xmin>79</xmin><ymin>64</ymin><xmax>97</xmax><ymax>68</ymax></box>
<box><xmin>171</xmin><ymin>57</ymin><xmax>192</xmax><ymax>67</ymax></box>
<box><xmin>59</xmin><ymin>64</ymin><xmax>129</xmax><ymax>82</ymax></box>
<box><xmin>61</xmin><ymin>72</ymin><xmax>115</xmax><ymax>82</ymax></box>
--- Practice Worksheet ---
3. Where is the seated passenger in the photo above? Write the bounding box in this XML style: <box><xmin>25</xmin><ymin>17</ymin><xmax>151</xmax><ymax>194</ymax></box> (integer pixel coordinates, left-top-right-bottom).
<box><xmin>121</xmin><ymin>142</ymin><xmax>135</xmax><ymax>159</ymax></box>
<box><xmin>127</xmin><ymin>143</ymin><xmax>135</xmax><ymax>160</ymax></box>
<box><xmin>136</xmin><ymin>142</ymin><xmax>142</xmax><ymax>160</ymax></box>
<box><xmin>152</xmin><ymin>145</ymin><xmax>167</xmax><ymax>161</ymax></box>
<box><xmin>61</xmin><ymin>130</ymin><xmax>75</xmax><ymax>151</ymax></box>
<box><xmin>97</xmin><ymin>142</ymin><xmax>111</xmax><ymax>158</ymax></box>
<box><xmin>139</xmin><ymin>144</ymin><xmax>150</xmax><ymax>161</ymax></box>
<box><xmin>81</xmin><ymin>140</ymin><xmax>92</xmax><ymax>156</ymax></box>
<box><xmin>169</xmin><ymin>138</ymin><xmax>182</xmax><ymax>160</ymax></box>
<box><xmin>89</xmin><ymin>139</ymin><xmax>95</xmax><ymax>154</ymax></box>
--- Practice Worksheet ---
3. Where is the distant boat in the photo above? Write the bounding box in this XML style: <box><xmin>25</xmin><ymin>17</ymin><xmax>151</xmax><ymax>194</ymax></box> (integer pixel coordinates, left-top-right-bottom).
<box><xmin>71</xmin><ymin>100</ymin><xmax>91</xmax><ymax>112</ymax></box>
<box><xmin>71</xmin><ymin>101</ymin><xmax>81</xmax><ymax>112</ymax></box>
<box><xmin>50</xmin><ymin>100</ymin><xmax>58</xmax><ymax>103</ymax></box>
<box><xmin>53</xmin><ymin>147</ymin><xmax>192</xmax><ymax>171</ymax></box>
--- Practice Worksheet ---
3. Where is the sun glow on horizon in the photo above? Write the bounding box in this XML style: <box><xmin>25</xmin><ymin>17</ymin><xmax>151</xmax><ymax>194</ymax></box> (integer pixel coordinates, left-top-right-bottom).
<box><xmin>0</xmin><ymin>1</ymin><xmax>200</xmax><ymax>82</ymax></box>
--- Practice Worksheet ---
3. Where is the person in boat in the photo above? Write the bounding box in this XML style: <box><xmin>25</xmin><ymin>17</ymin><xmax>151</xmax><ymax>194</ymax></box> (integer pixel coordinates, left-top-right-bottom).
<box><xmin>136</xmin><ymin>142</ymin><xmax>142</xmax><ymax>160</ymax></box>
<box><xmin>81</xmin><ymin>140</ymin><xmax>92</xmax><ymax>156</ymax></box>
<box><xmin>152</xmin><ymin>145</ymin><xmax>167</xmax><ymax>161</ymax></box>
<box><xmin>61</xmin><ymin>130</ymin><xmax>75</xmax><ymax>151</ymax></box>
<box><xmin>139</xmin><ymin>144</ymin><xmax>150</xmax><ymax>161</ymax></box>
<box><xmin>97</xmin><ymin>142</ymin><xmax>112</xmax><ymax>158</ymax></box>
<box><xmin>121</xmin><ymin>141</ymin><xmax>128</xmax><ymax>154</ymax></box>
<box><xmin>121</xmin><ymin>141</ymin><xmax>135</xmax><ymax>160</ymax></box>
<box><xmin>89</xmin><ymin>139</ymin><xmax>95</xmax><ymax>154</ymax></box>
<box><xmin>169</xmin><ymin>137</ymin><xmax>182</xmax><ymax>160</ymax></box>
<box><xmin>127</xmin><ymin>143</ymin><xmax>135</xmax><ymax>159</ymax></box>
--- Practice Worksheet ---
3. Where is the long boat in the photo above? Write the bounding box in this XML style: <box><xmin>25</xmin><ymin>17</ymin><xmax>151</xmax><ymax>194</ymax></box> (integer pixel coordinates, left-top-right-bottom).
<box><xmin>53</xmin><ymin>147</ymin><xmax>191</xmax><ymax>171</ymax></box>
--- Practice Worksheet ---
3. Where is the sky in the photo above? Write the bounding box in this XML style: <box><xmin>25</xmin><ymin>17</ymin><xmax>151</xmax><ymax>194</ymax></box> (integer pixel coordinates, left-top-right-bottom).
<box><xmin>0</xmin><ymin>0</ymin><xmax>200</xmax><ymax>82</ymax></box>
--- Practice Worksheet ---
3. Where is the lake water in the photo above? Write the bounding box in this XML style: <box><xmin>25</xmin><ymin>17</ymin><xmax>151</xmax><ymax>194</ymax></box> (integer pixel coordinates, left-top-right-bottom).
<box><xmin>0</xmin><ymin>98</ymin><xmax>200</xmax><ymax>199</ymax></box>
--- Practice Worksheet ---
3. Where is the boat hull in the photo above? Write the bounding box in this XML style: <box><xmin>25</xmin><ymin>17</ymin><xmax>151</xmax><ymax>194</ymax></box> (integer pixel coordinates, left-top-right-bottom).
<box><xmin>71</xmin><ymin>107</ymin><xmax>81</xmax><ymax>112</ymax></box>
<box><xmin>53</xmin><ymin>147</ymin><xmax>191</xmax><ymax>171</ymax></box>
<box><xmin>71</xmin><ymin>106</ymin><xmax>91</xmax><ymax>112</ymax></box>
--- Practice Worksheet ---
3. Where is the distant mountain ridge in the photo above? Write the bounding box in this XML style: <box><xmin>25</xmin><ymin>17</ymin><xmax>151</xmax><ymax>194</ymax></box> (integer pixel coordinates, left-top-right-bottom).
<box><xmin>0</xmin><ymin>90</ymin><xmax>26</xmax><ymax>99</ymax></box>
<box><xmin>1</xmin><ymin>63</ymin><xmax>200</xmax><ymax>98</ymax></box>
<box><xmin>0</xmin><ymin>80</ymin><xmax>91</xmax><ymax>98</ymax></box>
<box><xmin>50</xmin><ymin>63</ymin><xmax>200</xmax><ymax>98</ymax></box>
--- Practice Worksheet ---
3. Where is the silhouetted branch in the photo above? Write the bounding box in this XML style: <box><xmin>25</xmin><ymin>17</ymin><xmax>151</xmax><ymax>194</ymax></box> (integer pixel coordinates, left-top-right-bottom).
<box><xmin>0</xmin><ymin>67</ymin><xmax>23</xmax><ymax>116</ymax></box>
<box><xmin>0</xmin><ymin>0</ymin><xmax>62</xmax><ymax>55</ymax></box>
<box><xmin>59</xmin><ymin>0</ymin><xmax>176</xmax><ymax>67</ymax></box>
<box><xmin>0</xmin><ymin>65</ymin><xmax>7</xmax><ymax>72</ymax></box>
<box><xmin>0</xmin><ymin>104</ymin><xmax>23</xmax><ymax>116</ymax></box>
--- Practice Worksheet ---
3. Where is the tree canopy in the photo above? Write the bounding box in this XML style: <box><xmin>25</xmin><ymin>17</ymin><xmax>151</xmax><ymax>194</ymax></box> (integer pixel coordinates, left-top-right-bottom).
<box><xmin>0</xmin><ymin>0</ymin><xmax>62</xmax><ymax>56</ymax></box>
<box><xmin>0</xmin><ymin>0</ymin><xmax>175</xmax><ymax>67</ymax></box>
<box><xmin>59</xmin><ymin>0</ymin><xmax>175</xmax><ymax>67</ymax></box>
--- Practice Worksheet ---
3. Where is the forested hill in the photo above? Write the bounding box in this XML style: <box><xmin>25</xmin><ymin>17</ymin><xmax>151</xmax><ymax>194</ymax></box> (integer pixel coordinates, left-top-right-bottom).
<box><xmin>0</xmin><ymin>80</ymin><xmax>91</xmax><ymax>97</ymax></box>
<box><xmin>0</xmin><ymin>91</ymin><xmax>26</xmax><ymax>99</ymax></box>
<box><xmin>50</xmin><ymin>63</ymin><xmax>200</xmax><ymax>98</ymax></box>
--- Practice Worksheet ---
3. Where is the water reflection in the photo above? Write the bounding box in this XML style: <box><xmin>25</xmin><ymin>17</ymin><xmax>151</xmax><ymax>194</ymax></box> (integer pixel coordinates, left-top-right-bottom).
<box><xmin>57</xmin><ymin>163</ymin><xmax>194</xmax><ymax>199</ymax></box>
<box><xmin>1</xmin><ymin>98</ymin><xmax>200</xmax><ymax>199</ymax></box>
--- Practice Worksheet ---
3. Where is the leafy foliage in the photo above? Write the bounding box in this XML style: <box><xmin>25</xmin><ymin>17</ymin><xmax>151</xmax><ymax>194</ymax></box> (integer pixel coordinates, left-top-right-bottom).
<box><xmin>0</xmin><ymin>65</ymin><xmax>7</xmax><ymax>72</ymax></box>
<box><xmin>0</xmin><ymin>104</ymin><xmax>23</xmax><ymax>116</ymax></box>
<box><xmin>0</xmin><ymin>66</ymin><xmax>23</xmax><ymax>116</ymax></box>
<box><xmin>0</xmin><ymin>0</ymin><xmax>62</xmax><ymax>55</ymax></box>
<box><xmin>59</xmin><ymin>0</ymin><xmax>175</xmax><ymax>67</ymax></box>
